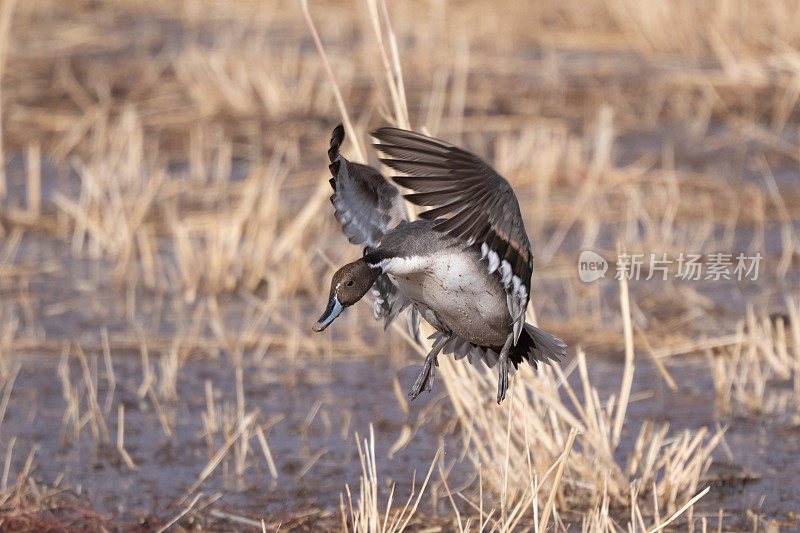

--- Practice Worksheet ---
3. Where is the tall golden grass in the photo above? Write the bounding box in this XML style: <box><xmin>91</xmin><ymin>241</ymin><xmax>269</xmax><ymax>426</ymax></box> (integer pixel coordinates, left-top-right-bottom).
<box><xmin>0</xmin><ymin>0</ymin><xmax>797</xmax><ymax>530</ymax></box>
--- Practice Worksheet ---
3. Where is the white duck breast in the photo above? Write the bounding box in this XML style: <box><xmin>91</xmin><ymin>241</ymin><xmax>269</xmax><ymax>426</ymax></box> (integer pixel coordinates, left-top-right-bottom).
<box><xmin>378</xmin><ymin>251</ymin><xmax>511</xmax><ymax>347</ymax></box>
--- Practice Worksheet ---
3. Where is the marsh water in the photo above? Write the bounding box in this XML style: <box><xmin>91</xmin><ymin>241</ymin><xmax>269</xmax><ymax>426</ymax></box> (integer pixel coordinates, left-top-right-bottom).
<box><xmin>1</xmin><ymin>34</ymin><xmax>799</xmax><ymax>526</ymax></box>
<box><xmin>2</xmin><ymin>177</ymin><xmax>799</xmax><ymax>530</ymax></box>
<box><xmin>3</xmin><ymin>310</ymin><xmax>800</xmax><ymax>529</ymax></box>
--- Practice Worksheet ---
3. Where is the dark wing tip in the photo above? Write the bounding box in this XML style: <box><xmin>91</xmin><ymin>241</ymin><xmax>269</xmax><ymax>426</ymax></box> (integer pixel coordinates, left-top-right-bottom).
<box><xmin>329</xmin><ymin>124</ymin><xmax>345</xmax><ymax>163</ymax></box>
<box><xmin>331</xmin><ymin>124</ymin><xmax>345</xmax><ymax>146</ymax></box>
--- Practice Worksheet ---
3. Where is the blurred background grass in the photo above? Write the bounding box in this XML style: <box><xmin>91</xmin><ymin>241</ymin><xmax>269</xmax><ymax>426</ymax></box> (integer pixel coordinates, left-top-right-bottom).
<box><xmin>0</xmin><ymin>0</ymin><xmax>798</xmax><ymax>530</ymax></box>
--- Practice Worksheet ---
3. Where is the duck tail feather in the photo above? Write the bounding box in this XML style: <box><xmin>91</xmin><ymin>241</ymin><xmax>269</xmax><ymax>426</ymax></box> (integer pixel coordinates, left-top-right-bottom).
<box><xmin>514</xmin><ymin>323</ymin><xmax>566</xmax><ymax>369</ymax></box>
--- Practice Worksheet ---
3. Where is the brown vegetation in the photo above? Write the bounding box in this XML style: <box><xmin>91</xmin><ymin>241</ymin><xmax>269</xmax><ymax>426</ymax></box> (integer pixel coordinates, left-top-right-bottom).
<box><xmin>0</xmin><ymin>0</ymin><xmax>797</xmax><ymax>530</ymax></box>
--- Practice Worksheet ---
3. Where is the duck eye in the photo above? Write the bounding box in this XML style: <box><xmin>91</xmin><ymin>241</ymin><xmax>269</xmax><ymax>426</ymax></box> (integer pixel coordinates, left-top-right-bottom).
<box><xmin>346</xmin><ymin>280</ymin><xmax>354</xmax><ymax>287</ymax></box>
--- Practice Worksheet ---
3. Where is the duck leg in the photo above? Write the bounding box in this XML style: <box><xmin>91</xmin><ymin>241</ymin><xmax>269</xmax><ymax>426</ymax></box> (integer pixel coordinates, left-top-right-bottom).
<box><xmin>409</xmin><ymin>334</ymin><xmax>449</xmax><ymax>400</ymax></box>
<box><xmin>496</xmin><ymin>333</ymin><xmax>514</xmax><ymax>404</ymax></box>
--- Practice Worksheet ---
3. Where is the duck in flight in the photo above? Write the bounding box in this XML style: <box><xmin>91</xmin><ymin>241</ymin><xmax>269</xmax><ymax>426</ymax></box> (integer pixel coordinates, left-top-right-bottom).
<box><xmin>312</xmin><ymin>125</ymin><xmax>566</xmax><ymax>403</ymax></box>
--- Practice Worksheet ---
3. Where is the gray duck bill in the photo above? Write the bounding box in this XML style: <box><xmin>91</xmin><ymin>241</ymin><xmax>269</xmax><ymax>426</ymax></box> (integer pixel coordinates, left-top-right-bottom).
<box><xmin>312</xmin><ymin>294</ymin><xmax>343</xmax><ymax>332</ymax></box>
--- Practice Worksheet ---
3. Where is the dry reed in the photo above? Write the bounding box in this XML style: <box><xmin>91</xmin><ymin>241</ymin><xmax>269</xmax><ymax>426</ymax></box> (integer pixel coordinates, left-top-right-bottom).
<box><xmin>0</xmin><ymin>0</ymin><xmax>796</xmax><ymax>529</ymax></box>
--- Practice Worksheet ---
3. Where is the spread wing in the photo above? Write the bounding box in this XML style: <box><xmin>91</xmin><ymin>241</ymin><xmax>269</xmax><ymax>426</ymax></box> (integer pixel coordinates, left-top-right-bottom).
<box><xmin>371</xmin><ymin>127</ymin><xmax>533</xmax><ymax>343</ymax></box>
<box><xmin>326</xmin><ymin>125</ymin><xmax>418</xmax><ymax>341</ymax></box>
<box><xmin>327</xmin><ymin>124</ymin><xmax>408</xmax><ymax>249</ymax></box>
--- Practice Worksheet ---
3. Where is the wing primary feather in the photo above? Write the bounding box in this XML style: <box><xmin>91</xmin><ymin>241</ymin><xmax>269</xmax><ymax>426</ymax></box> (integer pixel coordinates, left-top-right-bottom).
<box><xmin>415</xmin><ymin>199</ymin><xmax>474</xmax><ymax>220</ymax></box>
<box><xmin>380</xmin><ymin>158</ymin><xmax>462</xmax><ymax>176</ymax></box>
<box><xmin>372</xmin><ymin>128</ymin><xmax>456</xmax><ymax>151</ymax></box>
<box><xmin>371</xmin><ymin>126</ymin><xmax>535</xmax><ymax>338</ymax></box>
<box><xmin>404</xmin><ymin>188</ymin><xmax>470</xmax><ymax>206</ymax></box>
<box><xmin>373</xmin><ymin>143</ymin><xmax>451</xmax><ymax>160</ymax></box>
<box><xmin>433</xmin><ymin>211</ymin><xmax>490</xmax><ymax>243</ymax></box>
<box><xmin>392</xmin><ymin>175</ymin><xmax>464</xmax><ymax>191</ymax></box>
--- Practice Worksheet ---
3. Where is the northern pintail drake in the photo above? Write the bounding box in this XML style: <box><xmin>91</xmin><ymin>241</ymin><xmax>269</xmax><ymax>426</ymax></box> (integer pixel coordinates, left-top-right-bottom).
<box><xmin>313</xmin><ymin>124</ymin><xmax>566</xmax><ymax>403</ymax></box>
